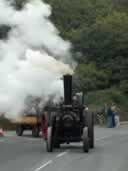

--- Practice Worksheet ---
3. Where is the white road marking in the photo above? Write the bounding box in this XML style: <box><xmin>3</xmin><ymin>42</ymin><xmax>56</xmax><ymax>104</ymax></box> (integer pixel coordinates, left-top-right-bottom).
<box><xmin>33</xmin><ymin>135</ymin><xmax>114</xmax><ymax>171</ymax></box>
<box><xmin>96</xmin><ymin>131</ymin><xmax>128</xmax><ymax>142</ymax></box>
<box><xmin>34</xmin><ymin>160</ymin><xmax>53</xmax><ymax>171</ymax></box>
<box><xmin>56</xmin><ymin>152</ymin><xmax>67</xmax><ymax>158</ymax></box>
<box><xmin>32</xmin><ymin>130</ymin><xmax>128</xmax><ymax>171</ymax></box>
<box><xmin>96</xmin><ymin>135</ymin><xmax>113</xmax><ymax>141</ymax></box>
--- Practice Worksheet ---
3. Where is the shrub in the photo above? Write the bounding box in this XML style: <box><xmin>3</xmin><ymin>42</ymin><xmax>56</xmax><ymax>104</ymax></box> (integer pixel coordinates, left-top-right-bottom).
<box><xmin>120</xmin><ymin>80</ymin><xmax>128</xmax><ymax>94</ymax></box>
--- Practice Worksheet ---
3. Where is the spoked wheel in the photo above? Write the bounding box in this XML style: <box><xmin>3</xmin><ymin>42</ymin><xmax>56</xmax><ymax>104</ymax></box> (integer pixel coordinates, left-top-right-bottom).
<box><xmin>86</xmin><ymin>111</ymin><xmax>94</xmax><ymax>149</ymax></box>
<box><xmin>16</xmin><ymin>125</ymin><xmax>23</xmax><ymax>136</ymax></box>
<box><xmin>32</xmin><ymin>126</ymin><xmax>40</xmax><ymax>137</ymax></box>
<box><xmin>46</xmin><ymin>126</ymin><xmax>53</xmax><ymax>152</ymax></box>
<box><xmin>83</xmin><ymin>127</ymin><xmax>89</xmax><ymax>153</ymax></box>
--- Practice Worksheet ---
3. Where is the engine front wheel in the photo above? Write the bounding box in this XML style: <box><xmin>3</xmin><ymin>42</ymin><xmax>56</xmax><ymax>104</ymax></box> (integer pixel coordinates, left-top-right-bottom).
<box><xmin>83</xmin><ymin>127</ymin><xmax>89</xmax><ymax>153</ymax></box>
<box><xmin>46</xmin><ymin>126</ymin><xmax>53</xmax><ymax>152</ymax></box>
<box><xmin>86</xmin><ymin>111</ymin><xmax>94</xmax><ymax>149</ymax></box>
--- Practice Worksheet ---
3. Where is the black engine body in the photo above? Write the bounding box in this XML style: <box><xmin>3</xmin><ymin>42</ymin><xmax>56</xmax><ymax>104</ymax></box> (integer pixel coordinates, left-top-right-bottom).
<box><xmin>45</xmin><ymin>75</ymin><xmax>87</xmax><ymax>144</ymax></box>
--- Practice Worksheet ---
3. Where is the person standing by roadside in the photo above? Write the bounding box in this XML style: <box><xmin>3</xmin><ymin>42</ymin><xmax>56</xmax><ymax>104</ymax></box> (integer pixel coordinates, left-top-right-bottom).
<box><xmin>107</xmin><ymin>104</ymin><xmax>114</xmax><ymax>128</ymax></box>
<box><xmin>111</xmin><ymin>103</ymin><xmax>120</xmax><ymax>128</ymax></box>
<box><xmin>111</xmin><ymin>103</ymin><xmax>116</xmax><ymax>127</ymax></box>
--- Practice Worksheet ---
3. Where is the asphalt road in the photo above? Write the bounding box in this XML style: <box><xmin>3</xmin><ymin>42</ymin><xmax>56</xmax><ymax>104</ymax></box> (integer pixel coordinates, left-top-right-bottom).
<box><xmin>0</xmin><ymin>126</ymin><xmax>128</xmax><ymax>171</ymax></box>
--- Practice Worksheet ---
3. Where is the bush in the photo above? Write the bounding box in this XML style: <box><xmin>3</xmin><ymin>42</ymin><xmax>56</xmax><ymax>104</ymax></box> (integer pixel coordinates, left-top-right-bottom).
<box><xmin>0</xmin><ymin>115</ymin><xmax>16</xmax><ymax>130</ymax></box>
<box><xmin>74</xmin><ymin>63</ymin><xmax>110</xmax><ymax>92</ymax></box>
<box><xmin>109</xmin><ymin>89</ymin><xmax>122</xmax><ymax>103</ymax></box>
<box><xmin>120</xmin><ymin>80</ymin><xmax>128</xmax><ymax>94</ymax></box>
<box><xmin>87</xmin><ymin>88</ymin><xmax>128</xmax><ymax>120</ymax></box>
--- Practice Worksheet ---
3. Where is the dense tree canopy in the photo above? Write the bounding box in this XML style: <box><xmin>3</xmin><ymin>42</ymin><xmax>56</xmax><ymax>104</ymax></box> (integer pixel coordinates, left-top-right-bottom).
<box><xmin>46</xmin><ymin>0</ymin><xmax>128</xmax><ymax>92</ymax></box>
<box><xmin>0</xmin><ymin>0</ymin><xmax>128</xmax><ymax>93</ymax></box>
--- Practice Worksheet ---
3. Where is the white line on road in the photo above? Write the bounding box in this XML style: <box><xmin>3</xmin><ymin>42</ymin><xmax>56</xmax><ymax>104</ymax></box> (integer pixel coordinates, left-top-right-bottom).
<box><xmin>33</xmin><ymin>132</ymin><xmax>128</xmax><ymax>171</ymax></box>
<box><xmin>34</xmin><ymin>152</ymin><xmax>68</xmax><ymax>171</ymax></box>
<box><xmin>96</xmin><ymin>135</ymin><xmax>113</xmax><ymax>141</ymax></box>
<box><xmin>96</xmin><ymin>132</ymin><xmax>128</xmax><ymax>142</ymax></box>
<box><xmin>56</xmin><ymin>152</ymin><xmax>67</xmax><ymax>158</ymax></box>
<box><xmin>34</xmin><ymin>160</ymin><xmax>53</xmax><ymax>171</ymax></box>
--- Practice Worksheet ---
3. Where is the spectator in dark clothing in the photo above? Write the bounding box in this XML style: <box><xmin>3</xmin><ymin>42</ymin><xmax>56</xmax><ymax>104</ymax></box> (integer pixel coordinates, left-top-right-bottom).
<box><xmin>111</xmin><ymin>104</ymin><xmax>116</xmax><ymax>127</ymax></box>
<box><xmin>107</xmin><ymin>106</ymin><xmax>115</xmax><ymax>128</ymax></box>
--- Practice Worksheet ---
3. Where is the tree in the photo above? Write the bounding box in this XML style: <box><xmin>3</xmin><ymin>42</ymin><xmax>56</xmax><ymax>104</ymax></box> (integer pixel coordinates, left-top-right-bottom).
<box><xmin>10</xmin><ymin>0</ymin><xmax>27</xmax><ymax>9</ymax></box>
<box><xmin>47</xmin><ymin>0</ymin><xmax>128</xmax><ymax>89</ymax></box>
<box><xmin>1</xmin><ymin>0</ymin><xmax>128</xmax><ymax>92</ymax></box>
<box><xmin>73</xmin><ymin>63</ymin><xmax>110</xmax><ymax>92</ymax></box>
<box><xmin>89</xmin><ymin>11</ymin><xmax>128</xmax><ymax>83</ymax></box>
<box><xmin>0</xmin><ymin>25</ymin><xmax>11</xmax><ymax>39</ymax></box>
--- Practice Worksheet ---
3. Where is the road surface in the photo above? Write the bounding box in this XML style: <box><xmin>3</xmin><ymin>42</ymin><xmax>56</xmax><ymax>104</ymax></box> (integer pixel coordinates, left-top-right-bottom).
<box><xmin>0</xmin><ymin>126</ymin><xmax>128</xmax><ymax>171</ymax></box>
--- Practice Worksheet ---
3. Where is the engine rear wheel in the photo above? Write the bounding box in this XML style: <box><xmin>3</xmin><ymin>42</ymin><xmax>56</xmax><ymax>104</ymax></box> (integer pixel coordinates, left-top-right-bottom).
<box><xmin>16</xmin><ymin>125</ymin><xmax>23</xmax><ymax>136</ymax></box>
<box><xmin>86</xmin><ymin>111</ymin><xmax>94</xmax><ymax>148</ymax></box>
<box><xmin>83</xmin><ymin>127</ymin><xmax>89</xmax><ymax>153</ymax></box>
<box><xmin>46</xmin><ymin>126</ymin><xmax>53</xmax><ymax>152</ymax></box>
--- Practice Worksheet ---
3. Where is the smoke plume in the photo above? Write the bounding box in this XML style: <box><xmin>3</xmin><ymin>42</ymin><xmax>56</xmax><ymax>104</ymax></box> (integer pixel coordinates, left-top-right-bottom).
<box><xmin>0</xmin><ymin>0</ymin><xmax>73</xmax><ymax>118</ymax></box>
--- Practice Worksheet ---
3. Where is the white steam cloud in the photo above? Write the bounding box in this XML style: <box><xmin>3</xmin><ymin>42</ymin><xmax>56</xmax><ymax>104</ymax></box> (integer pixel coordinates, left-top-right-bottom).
<box><xmin>0</xmin><ymin>0</ymin><xmax>73</xmax><ymax>118</ymax></box>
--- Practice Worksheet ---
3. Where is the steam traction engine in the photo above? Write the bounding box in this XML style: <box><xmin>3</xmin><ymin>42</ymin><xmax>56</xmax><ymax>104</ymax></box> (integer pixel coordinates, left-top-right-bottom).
<box><xmin>42</xmin><ymin>75</ymin><xmax>94</xmax><ymax>152</ymax></box>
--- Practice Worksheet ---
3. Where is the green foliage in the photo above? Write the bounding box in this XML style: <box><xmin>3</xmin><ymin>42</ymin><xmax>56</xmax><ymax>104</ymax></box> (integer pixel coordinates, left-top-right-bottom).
<box><xmin>0</xmin><ymin>0</ymin><xmax>127</xmax><ymax>112</ymax></box>
<box><xmin>0</xmin><ymin>115</ymin><xmax>16</xmax><ymax>130</ymax></box>
<box><xmin>74</xmin><ymin>63</ymin><xmax>110</xmax><ymax>92</ymax></box>
<box><xmin>109</xmin><ymin>89</ymin><xmax>122</xmax><ymax>103</ymax></box>
<box><xmin>120</xmin><ymin>80</ymin><xmax>128</xmax><ymax>94</ymax></box>
<box><xmin>0</xmin><ymin>25</ymin><xmax>11</xmax><ymax>39</ymax></box>
<box><xmin>47</xmin><ymin>0</ymin><xmax>128</xmax><ymax>88</ymax></box>
<box><xmin>1</xmin><ymin>0</ymin><xmax>127</xmax><ymax>88</ymax></box>
<box><xmin>10</xmin><ymin>0</ymin><xmax>27</xmax><ymax>9</ymax></box>
<box><xmin>87</xmin><ymin>89</ymin><xmax>128</xmax><ymax>120</ymax></box>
